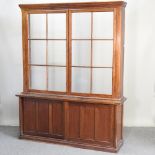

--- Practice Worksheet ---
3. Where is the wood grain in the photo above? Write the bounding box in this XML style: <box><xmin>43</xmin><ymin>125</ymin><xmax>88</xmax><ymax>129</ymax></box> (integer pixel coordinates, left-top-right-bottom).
<box><xmin>68</xmin><ymin>103</ymin><xmax>80</xmax><ymax>139</ymax></box>
<box><xmin>52</xmin><ymin>102</ymin><xmax>63</xmax><ymax>137</ymax></box>
<box><xmin>37</xmin><ymin>100</ymin><xmax>49</xmax><ymax>134</ymax></box>
<box><xmin>19</xmin><ymin>1</ymin><xmax>127</xmax><ymax>10</ymax></box>
<box><xmin>95</xmin><ymin>105</ymin><xmax>114</xmax><ymax>143</ymax></box>
<box><xmin>18</xmin><ymin>1</ymin><xmax>126</xmax><ymax>153</ymax></box>
<box><xmin>23</xmin><ymin>98</ymin><xmax>36</xmax><ymax>134</ymax></box>
<box><xmin>80</xmin><ymin>104</ymin><xmax>95</xmax><ymax>140</ymax></box>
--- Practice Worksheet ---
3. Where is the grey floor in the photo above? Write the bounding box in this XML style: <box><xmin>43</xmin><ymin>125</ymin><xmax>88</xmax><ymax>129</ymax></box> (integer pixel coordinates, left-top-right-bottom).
<box><xmin>0</xmin><ymin>127</ymin><xmax>155</xmax><ymax>155</ymax></box>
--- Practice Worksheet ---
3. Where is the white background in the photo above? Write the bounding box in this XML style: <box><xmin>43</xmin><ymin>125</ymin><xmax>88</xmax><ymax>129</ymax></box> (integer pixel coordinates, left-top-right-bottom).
<box><xmin>0</xmin><ymin>0</ymin><xmax>155</xmax><ymax>127</ymax></box>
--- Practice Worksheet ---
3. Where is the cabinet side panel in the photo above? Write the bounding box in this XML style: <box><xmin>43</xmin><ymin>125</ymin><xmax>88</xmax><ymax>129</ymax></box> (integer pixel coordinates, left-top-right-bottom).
<box><xmin>115</xmin><ymin>104</ymin><xmax>123</xmax><ymax>146</ymax></box>
<box><xmin>22</xmin><ymin>11</ymin><xmax>29</xmax><ymax>92</ymax></box>
<box><xmin>95</xmin><ymin>105</ymin><xmax>114</xmax><ymax>144</ymax></box>
<box><xmin>112</xmin><ymin>7</ymin><xmax>125</xmax><ymax>98</ymax></box>
<box><xmin>68</xmin><ymin>103</ymin><xmax>80</xmax><ymax>139</ymax></box>
<box><xmin>80</xmin><ymin>104</ymin><xmax>95</xmax><ymax>140</ymax></box>
<box><xmin>52</xmin><ymin>102</ymin><xmax>64</xmax><ymax>137</ymax></box>
<box><xmin>37</xmin><ymin>100</ymin><xmax>49</xmax><ymax>134</ymax></box>
<box><xmin>23</xmin><ymin>98</ymin><xmax>36</xmax><ymax>134</ymax></box>
<box><xmin>19</xmin><ymin>98</ymin><xmax>23</xmax><ymax>136</ymax></box>
<box><xmin>120</xmin><ymin>7</ymin><xmax>125</xmax><ymax>97</ymax></box>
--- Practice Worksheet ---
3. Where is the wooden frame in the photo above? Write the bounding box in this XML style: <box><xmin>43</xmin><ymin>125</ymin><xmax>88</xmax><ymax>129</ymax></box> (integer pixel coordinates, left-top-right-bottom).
<box><xmin>22</xmin><ymin>7</ymin><xmax>123</xmax><ymax>98</ymax></box>
<box><xmin>28</xmin><ymin>11</ymin><xmax>68</xmax><ymax>94</ymax></box>
<box><xmin>17</xmin><ymin>1</ymin><xmax>126</xmax><ymax>153</ymax></box>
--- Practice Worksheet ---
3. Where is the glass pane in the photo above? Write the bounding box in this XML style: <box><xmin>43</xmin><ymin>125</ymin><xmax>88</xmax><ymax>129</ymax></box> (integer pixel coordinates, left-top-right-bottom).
<box><xmin>29</xmin><ymin>14</ymin><xmax>46</xmax><ymax>39</ymax></box>
<box><xmin>48</xmin><ymin>67</ymin><xmax>66</xmax><ymax>91</ymax></box>
<box><xmin>72</xmin><ymin>13</ymin><xmax>91</xmax><ymax>39</ymax></box>
<box><xmin>72</xmin><ymin>41</ymin><xmax>91</xmax><ymax>66</ymax></box>
<box><xmin>92</xmin><ymin>68</ymin><xmax>112</xmax><ymax>94</ymax></box>
<box><xmin>48</xmin><ymin>41</ymin><xmax>66</xmax><ymax>65</ymax></box>
<box><xmin>30</xmin><ymin>66</ymin><xmax>46</xmax><ymax>90</ymax></box>
<box><xmin>93</xmin><ymin>12</ymin><xmax>113</xmax><ymax>39</ymax></box>
<box><xmin>30</xmin><ymin>40</ymin><xmax>46</xmax><ymax>65</ymax></box>
<box><xmin>93</xmin><ymin>41</ymin><xmax>113</xmax><ymax>67</ymax></box>
<box><xmin>48</xmin><ymin>13</ymin><xmax>66</xmax><ymax>39</ymax></box>
<box><xmin>72</xmin><ymin>67</ymin><xmax>90</xmax><ymax>93</ymax></box>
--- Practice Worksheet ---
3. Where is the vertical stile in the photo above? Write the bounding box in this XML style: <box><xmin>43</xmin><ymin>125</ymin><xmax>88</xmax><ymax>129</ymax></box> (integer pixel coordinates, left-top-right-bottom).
<box><xmin>66</xmin><ymin>10</ymin><xmax>69</xmax><ymax>94</ymax></box>
<box><xmin>36</xmin><ymin>101</ymin><xmax>39</xmax><ymax>132</ymax></box>
<box><xmin>90</xmin><ymin>12</ymin><xmax>93</xmax><ymax>93</ymax></box>
<box><xmin>46</xmin><ymin>14</ymin><xmax>48</xmax><ymax>90</ymax></box>
<box><xmin>64</xmin><ymin>101</ymin><xmax>69</xmax><ymax>139</ymax></box>
<box><xmin>28</xmin><ymin>14</ymin><xmax>31</xmax><ymax>90</ymax></box>
<box><xmin>49</xmin><ymin>103</ymin><xmax>53</xmax><ymax>134</ymax></box>
<box><xmin>65</xmin><ymin>10</ymin><xmax>70</xmax><ymax>139</ymax></box>
<box><xmin>91</xmin><ymin>13</ymin><xmax>96</xmax><ymax>138</ymax></box>
<box><xmin>67</xmin><ymin>10</ymin><xmax>72</xmax><ymax>94</ymax></box>
<box><xmin>19</xmin><ymin>98</ymin><xmax>23</xmax><ymax>136</ymax></box>
<box><xmin>22</xmin><ymin>11</ymin><xmax>29</xmax><ymax>92</ymax></box>
<box><xmin>112</xmin><ymin>9</ymin><xmax>117</xmax><ymax>98</ymax></box>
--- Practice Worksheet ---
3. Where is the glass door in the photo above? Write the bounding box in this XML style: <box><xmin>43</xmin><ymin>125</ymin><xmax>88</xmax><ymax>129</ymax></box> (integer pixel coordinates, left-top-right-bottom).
<box><xmin>28</xmin><ymin>12</ymin><xmax>67</xmax><ymax>93</ymax></box>
<box><xmin>26</xmin><ymin>10</ymin><xmax>114</xmax><ymax>96</ymax></box>
<box><xmin>71</xmin><ymin>10</ymin><xmax>114</xmax><ymax>95</ymax></box>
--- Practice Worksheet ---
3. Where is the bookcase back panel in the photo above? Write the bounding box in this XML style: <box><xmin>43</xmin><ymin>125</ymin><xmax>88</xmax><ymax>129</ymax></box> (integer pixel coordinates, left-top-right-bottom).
<box><xmin>48</xmin><ymin>67</ymin><xmax>66</xmax><ymax>91</ymax></box>
<box><xmin>30</xmin><ymin>66</ymin><xmax>46</xmax><ymax>90</ymax></box>
<box><xmin>72</xmin><ymin>40</ymin><xmax>91</xmax><ymax>66</ymax></box>
<box><xmin>48</xmin><ymin>41</ymin><xmax>66</xmax><ymax>65</ymax></box>
<box><xmin>72</xmin><ymin>68</ymin><xmax>91</xmax><ymax>93</ymax></box>
<box><xmin>30</xmin><ymin>40</ymin><xmax>46</xmax><ymax>65</ymax></box>
<box><xmin>29</xmin><ymin>14</ymin><xmax>46</xmax><ymax>39</ymax></box>
<box><xmin>29</xmin><ymin>13</ymin><xmax>66</xmax><ymax>39</ymax></box>
<box><xmin>92</xmin><ymin>40</ymin><xmax>113</xmax><ymax>67</ymax></box>
<box><xmin>92</xmin><ymin>68</ymin><xmax>112</xmax><ymax>94</ymax></box>
<box><xmin>93</xmin><ymin>12</ymin><xmax>113</xmax><ymax>39</ymax></box>
<box><xmin>48</xmin><ymin>13</ymin><xmax>66</xmax><ymax>39</ymax></box>
<box><xmin>72</xmin><ymin>13</ymin><xmax>91</xmax><ymax>39</ymax></box>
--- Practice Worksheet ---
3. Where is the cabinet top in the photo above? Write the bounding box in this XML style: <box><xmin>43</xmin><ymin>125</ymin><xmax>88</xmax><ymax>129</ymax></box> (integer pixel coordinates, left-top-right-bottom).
<box><xmin>19</xmin><ymin>1</ymin><xmax>127</xmax><ymax>10</ymax></box>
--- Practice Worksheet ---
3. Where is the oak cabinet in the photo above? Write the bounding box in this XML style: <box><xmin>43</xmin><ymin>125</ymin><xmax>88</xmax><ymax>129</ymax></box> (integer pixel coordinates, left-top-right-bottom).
<box><xmin>23</xmin><ymin>98</ymin><xmax>36</xmax><ymax>134</ymax></box>
<box><xmin>17</xmin><ymin>1</ymin><xmax>126</xmax><ymax>152</ymax></box>
<box><xmin>22</xmin><ymin>98</ymin><xmax>64</xmax><ymax>138</ymax></box>
<box><xmin>20</xmin><ymin>97</ymin><xmax>123</xmax><ymax>151</ymax></box>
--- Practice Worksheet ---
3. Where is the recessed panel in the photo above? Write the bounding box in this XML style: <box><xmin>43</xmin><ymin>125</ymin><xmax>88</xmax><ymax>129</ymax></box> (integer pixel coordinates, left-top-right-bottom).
<box><xmin>92</xmin><ymin>68</ymin><xmax>112</xmax><ymax>94</ymax></box>
<box><xmin>93</xmin><ymin>12</ymin><xmax>113</xmax><ymax>39</ymax></box>
<box><xmin>80</xmin><ymin>104</ymin><xmax>95</xmax><ymax>139</ymax></box>
<box><xmin>68</xmin><ymin>103</ymin><xmax>80</xmax><ymax>139</ymax></box>
<box><xmin>48</xmin><ymin>13</ymin><xmax>66</xmax><ymax>39</ymax></box>
<box><xmin>51</xmin><ymin>102</ymin><xmax>63</xmax><ymax>136</ymax></box>
<box><xmin>37</xmin><ymin>101</ymin><xmax>49</xmax><ymax>133</ymax></box>
<box><xmin>95</xmin><ymin>105</ymin><xmax>114</xmax><ymax>143</ymax></box>
<box><xmin>30</xmin><ymin>66</ymin><xmax>46</xmax><ymax>90</ymax></box>
<box><xmin>93</xmin><ymin>41</ymin><xmax>113</xmax><ymax>67</ymax></box>
<box><xmin>30</xmin><ymin>40</ymin><xmax>46</xmax><ymax>65</ymax></box>
<box><xmin>29</xmin><ymin>14</ymin><xmax>46</xmax><ymax>39</ymax></box>
<box><xmin>48</xmin><ymin>67</ymin><xmax>66</xmax><ymax>91</ymax></box>
<box><xmin>23</xmin><ymin>99</ymin><xmax>36</xmax><ymax>133</ymax></box>
<box><xmin>72</xmin><ymin>13</ymin><xmax>91</xmax><ymax>39</ymax></box>
<box><xmin>72</xmin><ymin>41</ymin><xmax>91</xmax><ymax>66</ymax></box>
<box><xmin>72</xmin><ymin>68</ymin><xmax>90</xmax><ymax>93</ymax></box>
<box><xmin>48</xmin><ymin>41</ymin><xmax>66</xmax><ymax>65</ymax></box>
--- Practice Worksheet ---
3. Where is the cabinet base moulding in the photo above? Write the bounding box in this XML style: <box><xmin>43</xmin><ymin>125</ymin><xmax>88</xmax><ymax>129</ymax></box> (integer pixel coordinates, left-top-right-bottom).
<box><xmin>19</xmin><ymin>134</ymin><xmax>123</xmax><ymax>153</ymax></box>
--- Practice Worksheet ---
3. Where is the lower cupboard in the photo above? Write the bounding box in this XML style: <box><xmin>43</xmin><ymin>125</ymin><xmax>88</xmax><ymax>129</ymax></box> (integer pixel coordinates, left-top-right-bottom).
<box><xmin>18</xmin><ymin>96</ymin><xmax>123</xmax><ymax>152</ymax></box>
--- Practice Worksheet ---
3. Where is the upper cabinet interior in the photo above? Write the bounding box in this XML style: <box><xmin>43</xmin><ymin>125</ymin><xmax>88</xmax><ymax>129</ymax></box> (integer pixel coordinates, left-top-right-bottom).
<box><xmin>20</xmin><ymin>1</ymin><xmax>126</xmax><ymax>98</ymax></box>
